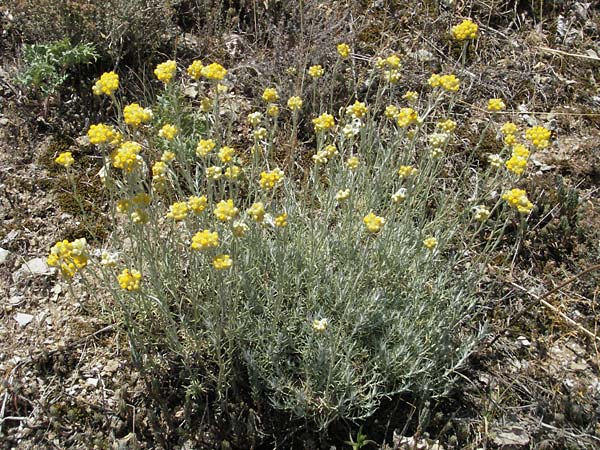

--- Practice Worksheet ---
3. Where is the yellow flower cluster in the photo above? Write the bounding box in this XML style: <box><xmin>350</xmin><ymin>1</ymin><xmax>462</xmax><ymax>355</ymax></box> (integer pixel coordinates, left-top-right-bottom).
<box><xmin>501</xmin><ymin>122</ymin><xmax>518</xmax><ymax>136</ymax></box>
<box><xmin>191</xmin><ymin>230</ymin><xmax>219</xmax><ymax>250</ymax></box>
<box><xmin>116</xmin><ymin>193</ymin><xmax>151</xmax><ymax>222</ymax></box>
<box><xmin>213</xmin><ymin>254</ymin><xmax>233</xmax><ymax>270</ymax></box>
<box><xmin>159</xmin><ymin>124</ymin><xmax>178</xmax><ymax>140</ymax></box>
<box><xmin>118</xmin><ymin>268</ymin><xmax>142</xmax><ymax>291</ymax></box>
<box><xmin>253</xmin><ymin>127</ymin><xmax>267</xmax><ymax>140</ymax></box>
<box><xmin>428</xmin><ymin>74</ymin><xmax>460</xmax><ymax>92</ymax></box>
<box><xmin>123</xmin><ymin>103</ymin><xmax>153</xmax><ymax>127</ymax></box>
<box><xmin>505</xmin><ymin>144</ymin><xmax>529</xmax><ymax>175</ymax></box>
<box><xmin>154</xmin><ymin>60</ymin><xmax>177</xmax><ymax>83</ymax></box>
<box><xmin>488</xmin><ymin>98</ymin><xmax>506</xmax><ymax>112</ymax></box>
<box><xmin>488</xmin><ymin>154</ymin><xmax>504</xmax><ymax>168</ymax></box>
<box><xmin>187</xmin><ymin>60</ymin><xmax>203</xmax><ymax>80</ymax></box>
<box><xmin>152</xmin><ymin>160</ymin><xmax>168</xmax><ymax>189</ymax></box>
<box><xmin>47</xmin><ymin>238</ymin><xmax>88</xmax><ymax>279</ymax></box>
<box><xmin>248</xmin><ymin>112</ymin><xmax>263</xmax><ymax>127</ymax></box>
<box><xmin>525</xmin><ymin>126</ymin><xmax>551</xmax><ymax>149</ymax></box>
<box><xmin>363</xmin><ymin>212</ymin><xmax>385</xmax><ymax>233</ymax></box>
<box><xmin>346</xmin><ymin>156</ymin><xmax>360</xmax><ymax>170</ymax></box>
<box><xmin>224</xmin><ymin>166</ymin><xmax>241</xmax><ymax>179</ymax></box>
<box><xmin>262</xmin><ymin>88</ymin><xmax>279</xmax><ymax>103</ymax></box>
<box><xmin>266</xmin><ymin>104</ymin><xmax>279</xmax><ymax>117</ymax></box>
<box><xmin>423</xmin><ymin>237</ymin><xmax>438</xmax><ymax>249</ymax></box>
<box><xmin>385</xmin><ymin>105</ymin><xmax>398</xmax><ymax>120</ymax></box>
<box><xmin>88</xmin><ymin>123</ymin><xmax>120</xmax><ymax>145</ymax></box>
<box><xmin>336</xmin><ymin>189</ymin><xmax>350</xmax><ymax>201</ymax></box>
<box><xmin>502</xmin><ymin>188</ymin><xmax>534</xmax><ymax>214</ymax></box>
<box><xmin>218</xmin><ymin>146</ymin><xmax>235</xmax><ymax>163</ymax></box>
<box><xmin>248</xmin><ymin>202</ymin><xmax>266</xmax><ymax>222</ymax></box>
<box><xmin>214</xmin><ymin>199</ymin><xmax>239</xmax><ymax>222</ymax></box>
<box><xmin>337</xmin><ymin>43</ymin><xmax>351</xmax><ymax>58</ymax></box>
<box><xmin>188</xmin><ymin>195</ymin><xmax>208</xmax><ymax>214</ymax></box>
<box><xmin>259</xmin><ymin>168</ymin><xmax>284</xmax><ymax>190</ymax></box>
<box><xmin>396</xmin><ymin>108</ymin><xmax>418</xmax><ymax>128</ymax></box>
<box><xmin>196</xmin><ymin>138</ymin><xmax>216</xmax><ymax>157</ymax></box>
<box><xmin>398</xmin><ymin>165</ymin><xmax>418</xmax><ymax>177</ymax></box>
<box><xmin>308</xmin><ymin>65</ymin><xmax>324</xmax><ymax>78</ymax></box>
<box><xmin>232</xmin><ymin>221</ymin><xmax>249</xmax><ymax>237</ymax></box>
<box><xmin>206</xmin><ymin>166</ymin><xmax>222</xmax><ymax>180</ymax></box>
<box><xmin>274</xmin><ymin>213</ymin><xmax>288</xmax><ymax>227</ymax></box>
<box><xmin>113</xmin><ymin>141</ymin><xmax>142</xmax><ymax>172</ymax></box>
<box><xmin>287</xmin><ymin>96</ymin><xmax>303</xmax><ymax>111</ymax></box>
<box><xmin>312</xmin><ymin>113</ymin><xmax>336</xmax><ymax>132</ymax></box>
<box><xmin>55</xmin><ymin>151</ymin><xmax>74</xmax><ymax>168</ymax></box>
<box><xmin>403</xmin><ymin>91</ymin><xmax>418</xmax><ymax>103</ymax></box>
<box><xmin>451</xmin><ymin>19</ymin><xmax>478</xmax><ymax>41</ymax></box>
<box><xmin>472</xmin><ymin>205</ymin><xmax>490</xmax><ymax>222</ymax></box>
<box><xmin>437</xmin><ymin>119</ymin><xmax>457</xmax><ymax>133</ymax></box>
<box><xmin>313</xmin><ymin>318</ymin><xmax>328</xmax><ymax>332</ymax></box>
<box><xmin>166</xmin><ymin>201</ymin><xmax>189</xmax><ymax>221</ymax></box>
<box><xmin>392</xmin><ymin>188</ymin><xmax>407</xmax><ymax>203</ymax></box>
<box><xmin>346</xmin><ymin>101</ymin><xmax>368</xmax><ymax>119</ymax></box>
<box><xmin>202</xmin><ymin>63</ymin><xmax>227</xmax><ymax>80</ymax></box>
<box><xmin>92</xmin><ymin>71</ymin><xmax>119</xmax><ymax>96</ymax></box>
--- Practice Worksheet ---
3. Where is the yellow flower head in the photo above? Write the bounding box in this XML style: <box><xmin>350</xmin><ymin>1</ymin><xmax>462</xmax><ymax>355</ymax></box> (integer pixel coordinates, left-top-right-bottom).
<box><xmin>337</xmin><ymin>43</ymin><xmax>351</xmax><ymax>58</ymax></box>
<box><xmin>247</xmin><ymin>112</ymin><xmax>263</xmax><ymax>127</ymax></box>
<box><xmin>396</xmin><ymin>108</ymin><xmax>418</xmax><ymax>128</ymax></box>
<box><xmin>398</xmin><ymin>165</ymin><xmax>418</xmax><ymax>177</ymax></box>
<box><xmin>488</xmin><ymin>154</ymin><xmax>504</xmax><ymax>168</ymax></box>
<box><xmin>403</xmin><ymin>91</ymin><xmax>418</xmax><ymax>103</ymax></box>
<box><xmin>452</xmin><ymin>19</ymin><xmax>478</xmax><ymax>41</ymax></box>
<box><xmin>158</xmin><ymin>124</ymin><xmax>178</xmax><ymax>140</ymax></box>
<box><xmin>166</xmin><ymin>201</ymin><xmax>189</xmax><ymax>221</ymax></box>
<box><xmin>118</xmin><ymin>268</ymin><xmax>142</xmax><ymax>291</ymax></box>
<box><xmin>346</xmin><ymin>156</ymin><xmax>360</xmax><ymax>170</ymax></box>
<box><xmin>218</xmin><ymin>146</ymin><xmax>236</xmax><ymax>163</ymax></box>
<box><xmin>437</xmin><ymin>119</ymin><xmax>457</xmax><ymax>133</ymax></box>
<box><xmin>274</xmin><ymin>213</ymin><xmax>288</xmax><ymax>227</ymax></box>
<box><xmin>385</xmin><ymin>105</ymin><xmax>399</xmax><ymax>120</ymax></box>
<box><xmin>312</xmin><ymin>150</ymin><xmax>328</xmax><ymax>165</ymax></box>
<box><xmin>423</xmin><ymin>237</ymin><xmax>438</xmax><ymax>249</ymax></box>
<box><xmin>55</xmin><ymin>151</ymin><xmax>74</xmax><ymax>168</ymax></box>
<box><xmin>152</xmin><ymin>161</ymin><xmax>167</xmax><ymax>177</ymax></box>
<box><xmin>248</xmin><ymin>202</ymin><xmax>266</xmax><ymax>223</ymax></box>
<box><xmin>123</xmin><ymin>103</ymin><xmax>153</xmax><ymax>127</ymax></box>
<box><xmin>429</xmin><ymin>74</ymin><xmax>460</xmax><ymax>92</ymax></box>
<box><xmin>488</xmin><ymin>98</ymin><xmax>506</xmax><ymax>112</ymax></box>
<box><xmin>335</xmin><ymin>189</ymin><xmax>350</xmax><ymax>202</ymax></box>
<box><xmin>525</xmin><ymin>126</ymin><xmax>551</xmax><ymax>149</ymax></box>
<box><xmin>312</xmin><ymin>113</ymin><xmax>335</xmax><ymax>132</ymax></box>
<box><xmin>346</xmin><ymin>100</ymin><xmax>368</xmax><ymax>119</ymax></box>
<box><xmin>224</xmin><ymin>165</ymin><xmax>241</xmax><ymax>179</ymax></box>
<box><xmin>232</xmin><ymin>221</ymin><xmax>249</xmax><ymax>237</ymax></box>
<box><xmin>262</xmin><ymin>87</ymin><xmax>279</xmax><ymax>103</ymax></box>
<box><xmin>308</xmin><ymin>65</ymin><xmax>325</xmax><ymax>78</ymax></box>
<box><xmin>259</xmin><ymin>168</ymin><xmax>284</xmax><ymax>190</ymax></box>
<box><xmin>253</xmin><ymin>127</ymin><xmax>268</xmax><ymax>140</ymax></box>
<box><xmin>112</xmin><ymin>141</ymin><xmax>142</xmax><ymax>172</ymax></box>
<box><xmin>92</xmin><ymin>71</ymin><xmax>119</xmax><ymax>96</ymax></box>
<box><xmin>287</xmin><ymin>96</ymin><xmax>303</xmax><ymax>111</ymax></box>
<box><xmin>47</xmin><ymin>238</ymin><xmax>88</xmax><ymax>279</ymax></box>
<box><xmin>88</xmin><ymin>123</ymin><xmax>117</xmax><ymax>145</ymax></box>
<box><xmin>201</xmin><ymin>62</ymin><xmax>227</xmax><ymax>80</ymax></box>
<box><xmin>472</xmin><ymin>205</ymin><xmax>490</xmax><ymax>222</ymax></box>
<box><xmin>383</xmin><ymin>69</ymin><xmax>401</xmax><ymax>84</ymax></box>
<box><xmin>206</xmin><ymin>166</ymin><xmax>223</xmax><ymax>180</ymax></box>
<box><xmin>266</xmin><ymin>104</ymin><xmax>279</xmax><ymax>117</ymax></box>
<box><xmin>196</xmin><ymin>138</ymin><xmax>216</xmax><ymax>157</ymax></box>
<box><xmin>501</xmin><ymin>122</ymin><xmax>518</xmax><ymax>135</ymax></box>
<box><xmin>214</xmin><ymin>199</ymin><xmax>239</xmax><ymax>222</ymax></box>
<box><xmin>324</xmin><ymin>144</ymin><xmax>338</xmax><ymax>158</ymax></box>
<box><xmin>213</xmin><ymin>254</ymin><xmax>233</xmax><ymax>270</ymax></box>
<box><xmin>187</xmin><ymin>60</ymin><xmax>204</xmax><ymax>80</ymax></box>
<box><xmin>188</xmin><ymin>195</ymin><xmax>208</xmax><ymax>214</ymax></box>
<box><xmin>505</xmin><ymin>155</ymin><xmax>528</xmax><ymax>175</ymax></box>
<box><xmin>154</xmin><ymin>60</ymin><xmax>177</xmax><ymax>83</ymax></box>
<box><xmin>312</xmin><ymin>318</ymin><xmax>328</xmax><ymax>332</ymax></box>
<box><xmin>363</xmin><ymin>212</ymin><xmax>385</xmax><ymax>233</ymax></box>
<box><xmin>502</xmin><ymin>188</ymin><xmax>534</xmax><ymax>214</ymax></box>
<box><xmin>191</xmin><ymin>230</ymin><xmax>219</xmax><ymax>250</ymax></box>
<box><xmin>161</xmin><ymin>151</ymin><xmax>176</xmax><ymax>162</ymax></box>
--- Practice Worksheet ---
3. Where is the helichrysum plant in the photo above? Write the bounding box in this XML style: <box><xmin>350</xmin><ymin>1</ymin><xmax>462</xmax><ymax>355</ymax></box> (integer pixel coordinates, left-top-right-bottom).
<box><xmin>50</xmin><ymin>41</ymin><xmax>544</xmax><ymax>433</ymax></box>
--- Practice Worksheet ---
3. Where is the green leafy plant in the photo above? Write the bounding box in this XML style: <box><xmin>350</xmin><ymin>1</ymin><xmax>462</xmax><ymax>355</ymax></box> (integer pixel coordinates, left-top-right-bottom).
<box><xmin>16</xmin><ymin>38</ymin><xmax>97</xmax><ymax>97</ymax></box>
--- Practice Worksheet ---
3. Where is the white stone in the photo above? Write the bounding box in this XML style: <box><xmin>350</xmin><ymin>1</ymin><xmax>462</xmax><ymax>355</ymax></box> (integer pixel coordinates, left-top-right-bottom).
<box><xmin>14</xmin><ymin>312</ymin><xmax>34</xmax><ymax>327</ymax></box>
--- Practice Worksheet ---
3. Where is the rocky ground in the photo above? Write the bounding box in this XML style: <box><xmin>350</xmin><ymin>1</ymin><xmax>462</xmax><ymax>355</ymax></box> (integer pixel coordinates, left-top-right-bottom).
<box><xmin>1</xmin><ymin>1</ymin><xmax>600</xmax><ymax>448</ymax></box>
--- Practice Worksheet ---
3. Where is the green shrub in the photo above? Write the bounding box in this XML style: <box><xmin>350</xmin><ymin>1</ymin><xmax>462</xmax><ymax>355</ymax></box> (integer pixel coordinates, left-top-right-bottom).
<box><xmin>50</xmin><ymin>45</ymin><xmax>545</xmax><ymax>439</ymax></box>
<box><xmin>16</xmin><ymin>38</ymin><xmax>97</xmax><ymax>97</ymax></box>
